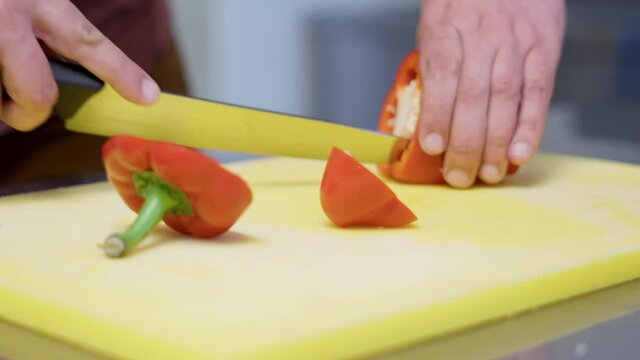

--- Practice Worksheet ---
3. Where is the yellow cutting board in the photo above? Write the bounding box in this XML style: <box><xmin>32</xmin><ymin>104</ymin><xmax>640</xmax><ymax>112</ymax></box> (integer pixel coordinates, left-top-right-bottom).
<box><xmin>0</xmin><ymin>154</ymin><xmax>639</xmax><ymax>360</ymax></box>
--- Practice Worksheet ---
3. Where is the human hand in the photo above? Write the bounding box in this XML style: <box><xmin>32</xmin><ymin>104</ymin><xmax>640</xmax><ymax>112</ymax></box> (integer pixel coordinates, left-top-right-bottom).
<box><xmin>417</xmin><ymin>0</ymin><xmax>566</xmax><ymax>188</ymax></box>
<box><xmin>0</xmin><ymin>0</ymin><xmax>160</xmax><ymax>132</ymax></box>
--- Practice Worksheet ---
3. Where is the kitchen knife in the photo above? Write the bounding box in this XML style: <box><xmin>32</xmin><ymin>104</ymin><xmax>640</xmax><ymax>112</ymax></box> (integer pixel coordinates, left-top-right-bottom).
<box><xmin>50</xmin><ymin>60</ymin><xmax>408</xmax><ymax>164</ymax></box>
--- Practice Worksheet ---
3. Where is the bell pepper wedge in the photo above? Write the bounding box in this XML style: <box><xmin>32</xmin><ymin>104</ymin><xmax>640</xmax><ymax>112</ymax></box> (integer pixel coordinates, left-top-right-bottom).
<box><xmin>377</xmin><ymin>50</ymin><xmax>518</xmax><ymax>183</ymax></box>
<box><xmin>100</xmin><ymin>135</ymin><xmax>252</xmax><ymax>257</ymax></box>
<box><xmin>321</xmin><ymin>147</ymin><xmax>417</xmax><ymax>227</ymax></box>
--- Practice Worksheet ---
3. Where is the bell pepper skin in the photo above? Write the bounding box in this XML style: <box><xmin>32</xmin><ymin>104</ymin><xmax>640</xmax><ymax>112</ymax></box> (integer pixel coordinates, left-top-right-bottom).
<box><xmin>378</xmin><ymin>50</ymin><xmax>518</xmax><ymax>184</ymax></box>
<box><xmin>377</xmin><ymin>51</ymin><xmax>445</xmax><ymax>184</ymax></box>
<box><xmin>321</xmin><ymin>147</ymin><xmax>417</xmax><ymax>228</ymax></box>
<box><xmin>101</xmin><ymin>135</ymin><xmax>252</xmax><ymax>257</ymax></box>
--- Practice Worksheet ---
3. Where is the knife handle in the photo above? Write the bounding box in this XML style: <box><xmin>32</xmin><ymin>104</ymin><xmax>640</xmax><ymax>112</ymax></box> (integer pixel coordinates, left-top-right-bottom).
<box><xmin>50</xmin><ymin>59</ymin><xmax>103</xmax><ymax>89</ymax></box>
<box><xmin>1</xmin><ymin>60</ymin><xmax>103</xmax><ymax>101</ymax></box>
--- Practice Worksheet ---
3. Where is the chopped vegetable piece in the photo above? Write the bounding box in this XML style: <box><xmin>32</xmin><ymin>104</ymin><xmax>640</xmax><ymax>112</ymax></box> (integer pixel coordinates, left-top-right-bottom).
<box><xmin>321</xmin><ymin>147</ymin><xmax>417</xmax><ymax>227</ymax></box>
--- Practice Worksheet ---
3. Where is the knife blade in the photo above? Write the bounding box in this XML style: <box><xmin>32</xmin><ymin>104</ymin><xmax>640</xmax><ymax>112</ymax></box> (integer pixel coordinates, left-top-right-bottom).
<box><xmin>51</xmin><ymin>61</ymin><xmax>408</xmax><ymax>164</ymax></box>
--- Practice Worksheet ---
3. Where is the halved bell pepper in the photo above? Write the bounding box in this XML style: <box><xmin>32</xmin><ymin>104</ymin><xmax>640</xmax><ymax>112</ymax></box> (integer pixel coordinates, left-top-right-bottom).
<box><xmin>101</xmin><ymin>135</ymin><xmax>252</xmax><ymax>257</ymax></box>
<box><xmin>321</xmin><ymin>147</ymin><xmax>417</xmax><ymax>227</ymax></box>
<box><xmin>378</xmin><ymin>50</ymin><xmax>518</xmax><ymax>183</ymax></box>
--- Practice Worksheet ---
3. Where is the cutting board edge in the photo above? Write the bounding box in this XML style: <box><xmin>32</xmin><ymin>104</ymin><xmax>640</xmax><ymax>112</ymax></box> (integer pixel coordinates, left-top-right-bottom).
<box><xmin>2</xmin><ymin>249</ymin><xmax>639</xmax><ymax>360</ymax></box>
<box><xmin>0</xmin><ymin>285</ymin><xmax>206</xmax><ymax>360</ymax></box>
<box><xmin>244</xmin><ymin>249</ymin><xmax>640</xmax><ymax>360</ymax></box>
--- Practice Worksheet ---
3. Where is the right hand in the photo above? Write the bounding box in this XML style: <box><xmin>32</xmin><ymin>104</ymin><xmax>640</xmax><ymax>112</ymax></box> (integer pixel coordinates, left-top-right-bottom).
<box><xmin>0</xmin><ymin>0</ymin><xmax>160</xmax><ymax>132</ymax></box>
<box><xmin>416</xmin><ymin>0</ymin><xmax>566</xmax><ymax>188</ymax></box>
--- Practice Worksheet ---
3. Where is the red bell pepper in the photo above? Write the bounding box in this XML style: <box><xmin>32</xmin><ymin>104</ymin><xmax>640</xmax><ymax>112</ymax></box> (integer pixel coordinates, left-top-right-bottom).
<box><xmin>321</xmin><ymin>147</ymin><xmax>417</xmax><ymax>227</ymax></box>
<box><xmin>100</xmin><ymin>135</ymin><xmax>252</xmax><ymax>257</ymax></box>
<box><xmin>378</xmin><ymin>50</ymin><xmax>518</xmax><ymax>183</ymax></box>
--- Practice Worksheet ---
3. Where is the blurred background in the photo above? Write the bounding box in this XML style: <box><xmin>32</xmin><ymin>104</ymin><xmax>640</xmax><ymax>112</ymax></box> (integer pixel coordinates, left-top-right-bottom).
<box><xmin>168</xmin><ymin>0</ymin><xmax>640</xmax><ymax>164</ymax></box>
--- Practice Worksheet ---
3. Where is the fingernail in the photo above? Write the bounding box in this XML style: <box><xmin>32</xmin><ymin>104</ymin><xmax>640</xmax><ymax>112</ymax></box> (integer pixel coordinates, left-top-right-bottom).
<box><xmin>446</xmin><ymin>169</ymin><xmax>471</xmax><ymax>188</ymax></box>
<box><xmin>141</xmin><ymin>77</ymin><xmax>160</xmax><ymax>103</ymax></box>
<box><xmin>422</xmin><ymin>133</ymin><xmax>444</xmax><ymax>154</ymax></box>
<box><xmin>511</xmin><ymin>141</ymin><xmax>531</xmax><ymax>159</ymax></box>
<box><xmin>479</xmin><ymin>164</ymin><xmax>501</xmax><ymax>184</ymax></box>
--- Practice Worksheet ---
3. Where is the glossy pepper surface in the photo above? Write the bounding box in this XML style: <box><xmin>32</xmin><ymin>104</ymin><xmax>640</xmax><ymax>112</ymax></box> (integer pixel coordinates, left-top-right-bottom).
<box><xmin>321</xmin><ymin>147</ymin><xmax>417</xmax><ymax>228</ymax></box>
<box><xmin>101</xmin><ymin>135</ymin><xmax>252</xmax><ymax>257</ymax></box>
<box><xmin>377</xmin><ymin>50</ymin><xmax>518</xmax><ymax>183</ymax></box>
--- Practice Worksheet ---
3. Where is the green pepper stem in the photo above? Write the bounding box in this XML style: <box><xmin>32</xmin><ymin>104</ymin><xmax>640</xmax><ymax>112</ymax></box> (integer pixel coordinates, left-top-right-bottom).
<box><xmin>101</xmin><ymin>185</ymin><xmax>178</xmax><ymax>258</ymax></box>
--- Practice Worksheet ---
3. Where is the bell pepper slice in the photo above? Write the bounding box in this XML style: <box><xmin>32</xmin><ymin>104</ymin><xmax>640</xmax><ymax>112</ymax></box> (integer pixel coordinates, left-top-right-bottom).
<box><xmin>321</xmin><ymin>147</ymin><xmax>417</xmax><ymax>228</ymax></box>
<box><xmin>377</xmin><ymin>50</ymin><xmax>518</xmax><ymax>183</ymax></box>
<box><xmin>101</xmin><ymin>135</ymin><xmax>252</xmax><ymax>257</ymax></box>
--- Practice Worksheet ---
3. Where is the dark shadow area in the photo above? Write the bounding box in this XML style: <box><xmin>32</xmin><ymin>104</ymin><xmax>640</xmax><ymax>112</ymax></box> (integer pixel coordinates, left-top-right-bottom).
<box><xmin>323</xmin><ymin>220</ymin><xmax>419</xmax><ymax>231</ymax></box>
<box><xmin>0</xmin><ymin>173</ymin><xmax>106</xmax><ymax>197</ymax></box>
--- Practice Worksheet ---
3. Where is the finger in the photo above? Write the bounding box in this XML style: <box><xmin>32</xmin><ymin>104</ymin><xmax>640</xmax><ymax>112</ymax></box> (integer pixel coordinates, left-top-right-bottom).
<box><xmin>443</xmin><ymin>42</ymin><xmax>494</xmax><ymax>188</ymax></box>
<box><xmin>0</xmin><ymin>31</ymin><xmax>58</xmax><ymax>131</ymax></box>
<box><xmin>33</xmin><ymin>0</ymin><xmax>159</xmax><ymax>105</ymax></box>
<box><xmin>509</xmin><ymin>48</ymin><xmax>554</xmax><ymax>165</ymax></box>
<box><xmin>417</xmin><ymin>24</ymin><xmax>462</xmax><ymax>155</ymax></box>
<box><xmin>479</xmin><ymin>47</ymin><xmax>523</xmax><ymax>184</ymax></box>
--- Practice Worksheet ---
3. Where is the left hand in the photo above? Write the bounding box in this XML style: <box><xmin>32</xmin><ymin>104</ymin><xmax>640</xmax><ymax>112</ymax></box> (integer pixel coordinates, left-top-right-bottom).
<box><xmin>416</xmin><ymin>0</ymin><xmax>566</xmax><ymax>188</ymax></box>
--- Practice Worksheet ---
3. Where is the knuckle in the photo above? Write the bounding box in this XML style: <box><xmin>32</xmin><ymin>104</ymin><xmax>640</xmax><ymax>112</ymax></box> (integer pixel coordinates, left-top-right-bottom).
<box><xmin>77</xmin><ymin>19</ymin><xmax>103</xmax><ymax>44</ymax></box>
<box><xmin>426</xmin><ymin>24</ymin><xmax>454</xmax><ymax>42</ymax></box>
<box><xmin>486</xmin><ymin>131</ymin><xmax>513</xmax><ymax>149</ymax></box>
<box><xmin>515</xmin><ymin>21</ymin><xmax>536</xmax><ymax>47</ymax></box>
<box><xmin>524</xmin><ymin>78</ymin><xmax>550</xmax><ymax>99</ymax></box>
<box><xmin>513</xmin><ymin>22</ymin><xmax>538</xmax><ymax>53</ymax></box>
<box><xmin>492</xmin><ymin>75</ymin><xmax>522</xmax><ymax>100</ymax></box>
<box><xmin>457</xmin><ymin>77</ymin><xmax>487</xmax><ymax>103</ymax></box>
<box><xmin>423</xmin><ymin>94</ymin><xmax>453</xmax><ymax>120</ymax></box>
<box><xmin>427</xmin><ymin>51</ymin><xmax>461</xmax><ymax>76</ymax></box>
<box><xmin>518</xmin><ymin>117</ymin><xmax>541</xmax><ymax>133</ymax></box>
<box><xmin>68</xmin><ymin>19</ymin><xmax>105</xmax><ymax>57</ymax></box>
<box><xmin>23</xmin><ymin>85</ymin><xmax>58</xmax><ymax>109</ymax></box>
<box><xmin>517</xmin><ymin>117</ymin><xmax>542</xmax><ymax>135</ymax></box>
<box><xmin>482</xmin><ymin>13</ymin><xmax>506</xmax><ymax>31</ymax></box>
<box><xmin>445</xmin><ymin>5</ymin><xmax>479</xmax><ymax>30</ymax></box>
